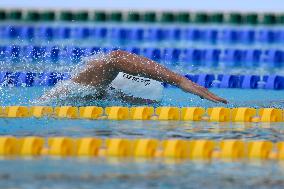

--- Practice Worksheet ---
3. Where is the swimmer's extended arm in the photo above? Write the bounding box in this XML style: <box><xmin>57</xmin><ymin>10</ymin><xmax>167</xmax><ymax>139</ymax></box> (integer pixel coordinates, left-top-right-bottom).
<box><xmin>73</xmin><ymin>50</ymin><xmax>227</xmax><ymax>104</ymax></box>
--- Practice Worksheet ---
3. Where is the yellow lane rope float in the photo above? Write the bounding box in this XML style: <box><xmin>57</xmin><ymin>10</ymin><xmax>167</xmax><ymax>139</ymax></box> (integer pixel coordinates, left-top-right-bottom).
<box><xmin>0</xmin><ymin>137</ymin><xmax>284</xmax><ymax>160</ymax></box>
<box><xmin>0</xmin><ymin>106</ymin><xmax>283</xmax><ymax>122</ymax></box>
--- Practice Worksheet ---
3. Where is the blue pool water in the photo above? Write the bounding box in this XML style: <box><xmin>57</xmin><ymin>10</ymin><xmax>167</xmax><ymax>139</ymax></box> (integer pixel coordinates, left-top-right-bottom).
<box><xmin>1</xmin><ymin>158</ymin><xmax>284</xmax><ymax>189</ymax></box>
<box><xmin>1</xmin><ymin>85</ymin><xmax>284</xmax><ymax>108</ymax></box>
<box><xmin>0</xmin><ymin>86</ymin><xmax>284</xmax><ymax>188</ymax></box>
<box><xmin>1</xmin><ymin>21</ymin><xmax>284</xmax><ymax>188</ymax></box>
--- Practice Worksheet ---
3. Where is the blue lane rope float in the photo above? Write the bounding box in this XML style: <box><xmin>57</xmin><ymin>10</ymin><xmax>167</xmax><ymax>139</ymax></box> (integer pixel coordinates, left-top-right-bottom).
<box><xmin>0</xmin><ymin>45</ymin><xmax>284</xmax><ymax>68</ymax></box>
<box><xmin>0</xmin><ymin>72</ymin><xmax>71</xmax><ymax>87</ymax></box>
<box><xmin>0</xmin><ymin>71</ymin><xmax>283</xmax><ymax>89</ymax></box>
<box><xmin>1</xmin><ymin>25</ymin><xmax>284</xmax><ymax>44</ymax></box>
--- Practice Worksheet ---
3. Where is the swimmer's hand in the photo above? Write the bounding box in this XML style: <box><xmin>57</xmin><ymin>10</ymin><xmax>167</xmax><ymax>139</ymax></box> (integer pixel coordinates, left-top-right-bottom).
<box><xmin>179</xmin><ymin>78</ymin><xmax>228</xmax><ymax>104</ymax></box>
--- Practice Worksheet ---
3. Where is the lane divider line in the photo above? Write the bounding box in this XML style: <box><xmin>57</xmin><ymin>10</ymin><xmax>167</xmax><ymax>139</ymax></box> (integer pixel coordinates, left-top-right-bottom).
<box><xmin>0</xmin><ymin>106</ymin><xmax>283</xmax><ymax>122</ymax></box>
<box><xmin>0</xmin><ymin>137</ymin><xmax>283</xmax><ymax>160</ymax></box>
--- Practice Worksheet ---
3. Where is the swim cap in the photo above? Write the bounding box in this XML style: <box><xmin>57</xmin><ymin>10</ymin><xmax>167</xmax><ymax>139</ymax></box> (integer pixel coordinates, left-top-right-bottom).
<box><xmin>110</xmin><ymin>72</ymin><xmax>163</xmax><ymax>101</ymax></box>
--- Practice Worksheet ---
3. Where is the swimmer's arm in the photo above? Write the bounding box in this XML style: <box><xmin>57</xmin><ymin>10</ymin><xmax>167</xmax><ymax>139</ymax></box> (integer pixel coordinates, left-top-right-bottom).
<box><xmin>106</xmin><ymin>50</ymin><xmax>227</xmax><ymax>104</ymax></box>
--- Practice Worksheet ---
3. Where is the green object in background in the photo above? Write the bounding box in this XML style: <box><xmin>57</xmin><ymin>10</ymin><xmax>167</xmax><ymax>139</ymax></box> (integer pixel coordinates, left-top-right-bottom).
<box><xmin>261</xmin><ymin>13</ymin><xmax>277</xmax><ymax>25</ymax></box>
<box><xmin>93</xmin><ymin>11</ymin><xmax>107</xmax><ymax>21</ymax></box>
<box><xmin>193</xmin><ymin>12</ymin><xmax>208</xmax><ymax>23</ymax></box>
<box><xmin>74</xmin><ymin>11</ymin><xmax>89</xmax><ymax>21</ymax></box>
<box><xmin>8</xmin><ymin>10</ymin><xmax>22</xmax><ymax>20</ymax></box>
<box><xmin>59</xmin><ymin>11</ymin><xmax>73</xmax><ymax>21</ymax></box>
<box><xmin>40</xmin><ymin>11</ymin><xmax>55</xmax><ymax>21</ymax></box>
<box><xmin>160</xmin><ymin>12</ymin><xmax>176</xmax><ymax>22</ymax></box>
<box><xmin>127</xmin><ymin>11</ymin><xmax>141</xmax><ymax>22</ymax></box>
<box><xmin>279</xmin><ymin>14</ymin><xmax>284</xmax><ymax>24</ymax></box>
<box><xmin>25</xmin><ymin>10</ymin><xmax>40</xmax><ymax>21</ymax></box>
<box><xmin>0</xmin><ymin>10</ymin><xmax>6</xmax><ymax>20</ymax></box>
<box><xmin>143</xmin><ymin>12</ymin><xmax>156</xmax><ymax>22</ymax></box>
<box><xmin>209</xmin><ymin>12</ymin><xmax>224</xmax><ymax>23</ymax></box>
<box><xmin>176</xmin><ymin>12</ymin><xmax>190</xmax><ymax>23</ymax></box>
<box><xmin>227</xmin><ymin>13</ymin><xmax>243</xmax><ymax>24</ymax></box>
<box><xmin>243</xmin><ymin>13</ymin><xmax>258</xmax><ymax>25</ymax></box>
<box><xmin>110</xmin><ymin>12</ymin><xmax>122</xmax><ymax>22</ymax></box>
<box><xmin>0</xmin><ymin>9</ymin><xmax>284</xmax><ymax>25</ymax></box>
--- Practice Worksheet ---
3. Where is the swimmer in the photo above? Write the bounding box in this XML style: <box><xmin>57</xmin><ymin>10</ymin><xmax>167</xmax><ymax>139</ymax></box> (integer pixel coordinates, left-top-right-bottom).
<box><xmin>37</xmin><ymin>50</ymin><xmax>227</xmax><ymax>105</ymax></box>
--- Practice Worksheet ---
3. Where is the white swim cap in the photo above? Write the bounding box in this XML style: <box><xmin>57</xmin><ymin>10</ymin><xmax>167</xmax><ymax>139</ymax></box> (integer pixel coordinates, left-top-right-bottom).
<box><xmin>110</xmin><ymin>72</ymin><xmax>163</xmax><ymax>101</ymax></box>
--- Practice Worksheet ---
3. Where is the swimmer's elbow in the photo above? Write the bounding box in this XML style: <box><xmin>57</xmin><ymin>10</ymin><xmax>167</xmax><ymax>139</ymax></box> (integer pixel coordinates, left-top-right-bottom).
<box><xmin>109</xmin><ymin>50</ymin><xmax>128</xmax><ymax>60</ymax></box>
<box><xmin>108</xmin><ymin>50</ymin><xmax>133</xmax><ymax>69</ymax></box>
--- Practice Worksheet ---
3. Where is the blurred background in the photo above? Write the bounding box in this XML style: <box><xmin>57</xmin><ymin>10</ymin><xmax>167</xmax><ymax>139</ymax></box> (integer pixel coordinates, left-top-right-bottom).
<box><xmin>0</xmin><ymin>0</ymin><xmax>284</xmax><ymax>12</ymax></box>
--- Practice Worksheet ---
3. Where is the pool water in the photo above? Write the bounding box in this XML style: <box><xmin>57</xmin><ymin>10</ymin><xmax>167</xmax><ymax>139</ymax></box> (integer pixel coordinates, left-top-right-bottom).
<box><xmin>1</xmin><ymin>14</ymin><xmax>284</xmax><ymax>189</ymax></box>
<box><xmin>1</xmin><ymin>159</ymin><xmax>284</xmax><ymax>189</ymax></box>
<box><xmin>1</xmin><ymin>85</ymin><xmax>284</xmax><ymax>108</ymax></box>
<box><xmin>1</xmin><ymin>119</ymin><xmax>284</xmax><ymax>189</ymax></box>
<box><xmin>0</xmin><ymin>87</ymin><xmax>284</xmax><ymax>188</ymax></box>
